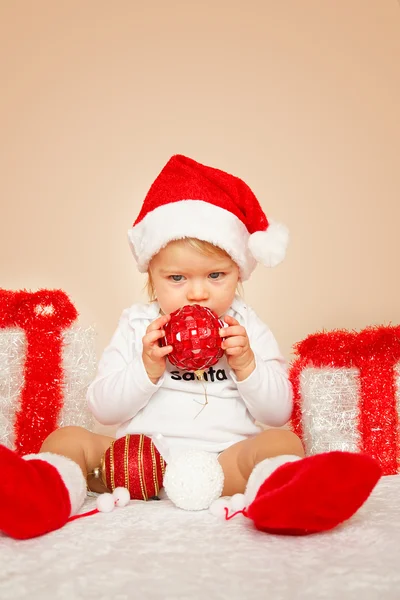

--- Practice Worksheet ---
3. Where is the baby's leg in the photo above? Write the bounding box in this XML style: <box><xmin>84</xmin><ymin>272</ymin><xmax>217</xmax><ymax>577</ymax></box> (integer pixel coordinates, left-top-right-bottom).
<box><xmin>40</xmin><ymin>426</ymin><xmax>114</xmax><ymax>493</ymax></box>
<box><xmin>218</xmin><ymin>429</ymin><xmax>304</xmax><ymax>496</ymax></box>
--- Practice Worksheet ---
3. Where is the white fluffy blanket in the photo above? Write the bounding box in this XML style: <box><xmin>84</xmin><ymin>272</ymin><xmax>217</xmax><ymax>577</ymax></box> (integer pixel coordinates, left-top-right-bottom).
<box><xmin>1</xmin><ymin>475</ymin><xmax>400</xmax><ymax>599</ymax></box>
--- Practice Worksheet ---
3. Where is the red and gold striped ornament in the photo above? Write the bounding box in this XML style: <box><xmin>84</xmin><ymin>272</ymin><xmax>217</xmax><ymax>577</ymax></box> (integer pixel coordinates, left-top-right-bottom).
<box><xmin>101</xmin><ymin>434</ymin><xmax>166</xmax><ymax>500</ymax></box>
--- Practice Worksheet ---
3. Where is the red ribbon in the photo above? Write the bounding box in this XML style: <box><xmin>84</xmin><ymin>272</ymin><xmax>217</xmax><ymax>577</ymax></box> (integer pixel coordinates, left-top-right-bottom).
<box><xmin>290</xmin><ymin>326</ymin><xmax>400</xmax><ymax>475</ymax></box>
<box><xmin>0</xmin><ymin>289</ymin><xmax>78</xmax><ymax>455</ymax></box>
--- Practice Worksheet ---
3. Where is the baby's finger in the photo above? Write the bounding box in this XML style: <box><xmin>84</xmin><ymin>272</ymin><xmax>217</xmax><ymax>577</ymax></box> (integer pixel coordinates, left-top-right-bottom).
<box><xmin>143</xmin><ymin>328</ymin><xmax>166</xmax><ymax>347</ymax></box>
<box><xmin>222</xmin><ymin>336</ymin><xmax>246</xmax><ymax>350</ymax></box>
<box><xmin>223</xmin><ymin>314</ymin><xmax>240</xmax><ymax>326</ymax></box>
<box><xmin>220</xmin><ymin>325</ymin><xmax>246</xmax><ymax>338</ymax></box>
<box><xmin>146</xmin><ymin>314</ymin><xmax>170</xmax><ymax>333</ymax></box>
<box><xmin>151</xmin><ymin>344</ymin><xmax>173</xmax><ymax>358</ymax></box>
<box><xmin>224</xmin><ymin>346</ymin><xmax>243</xmax><ymax>356</ymax></box>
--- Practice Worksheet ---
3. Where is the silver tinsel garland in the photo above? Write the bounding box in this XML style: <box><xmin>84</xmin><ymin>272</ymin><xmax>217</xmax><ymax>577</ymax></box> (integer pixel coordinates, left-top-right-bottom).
<box><xmin>0</xmin><ymin>325</ymin><xmax>97</xmax><ymax>450</ymax></box>
<box><xmin>299</xmin><ymin>366</ymin><xmax>400</xmax><ymax>457</ymax></box>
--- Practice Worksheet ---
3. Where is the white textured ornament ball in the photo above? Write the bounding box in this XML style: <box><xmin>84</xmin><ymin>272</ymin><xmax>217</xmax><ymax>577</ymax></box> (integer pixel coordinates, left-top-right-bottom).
<box><xmin>96</xmin><ymin>493</ymin><xmax>115</xmax><ymax>513</ymax></box>
<box><xmin>164</xmin><ymin>450</ymin><xmax>224</xmax><ymax>511</ymax></box>
<box><xmin>113</xmin><ymin>487</ymin><xmax>130</xmax><ymax>507</ymax></box>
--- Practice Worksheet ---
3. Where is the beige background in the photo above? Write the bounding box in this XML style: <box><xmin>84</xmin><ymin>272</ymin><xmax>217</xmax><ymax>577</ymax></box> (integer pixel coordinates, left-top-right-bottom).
<box><xmin>1</xmin><ymin>0</ymin><xmax>400</xmax><ymax>365</ymax></box>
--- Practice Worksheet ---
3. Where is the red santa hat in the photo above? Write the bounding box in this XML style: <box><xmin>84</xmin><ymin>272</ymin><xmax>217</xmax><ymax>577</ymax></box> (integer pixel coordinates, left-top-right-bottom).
<box><xmin>128</xmin><ymin>154</ymin><xmax>289</xmax><ymax>281</ymax></box>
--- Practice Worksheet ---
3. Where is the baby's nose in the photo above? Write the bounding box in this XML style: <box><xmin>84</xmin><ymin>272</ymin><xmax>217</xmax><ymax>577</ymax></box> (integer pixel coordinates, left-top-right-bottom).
<box><xmin>187</xmin><ymin>282</ymin><xmax>209</xmax><ymax>301</ymax></box>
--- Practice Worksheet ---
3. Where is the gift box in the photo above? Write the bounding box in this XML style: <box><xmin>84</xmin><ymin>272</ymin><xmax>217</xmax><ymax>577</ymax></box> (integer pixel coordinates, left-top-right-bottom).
<box><xmin>289</xmin><ymin>326</ymin><xmax>400</xmax><ymax>475</ymax></box>
<box><xmin>0</xmin><ymin>289</ymin><xmax>96</xmax><ymax>455</ymax></box>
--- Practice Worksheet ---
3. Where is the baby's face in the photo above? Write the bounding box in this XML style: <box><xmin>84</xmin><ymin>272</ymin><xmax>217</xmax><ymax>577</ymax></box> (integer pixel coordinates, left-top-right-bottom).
<box><xmin>149</xmin><ymin>240</ymin><xmax>240</xmax><ymax>317</ymax></box>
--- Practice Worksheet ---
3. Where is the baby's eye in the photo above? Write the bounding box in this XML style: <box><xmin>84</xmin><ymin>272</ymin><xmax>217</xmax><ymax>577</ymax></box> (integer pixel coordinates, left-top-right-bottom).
<box><xmin>169</xmin><ymin>275</ymin><xmax>184</xmax><ymax>282</ymax></box>
<box><xmin>209</xmin><ymin>272</ymin><xmax>223</xmax><ymax>280</ymax></box>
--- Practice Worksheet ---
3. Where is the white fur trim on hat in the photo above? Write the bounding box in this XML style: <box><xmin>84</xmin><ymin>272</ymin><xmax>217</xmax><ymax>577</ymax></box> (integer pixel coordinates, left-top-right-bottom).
<box><xmin>244</xmin><ymin>454</ymin><xmax>301</xmax><ymax>506</ymax></box>
<box><xmin>163</xmin><ymin>450</ymin><xmax>224</xmax><ymax>511</ymax></box>
<box><xmin>248</xmin><ymin>221</ymin><xmax>289</xmax><ymax>268</ymax></box>
<box><xmin>24</xmin><ymin>452</ymin><xmax>87</xmax><ymax>516</ymax></box>
<box><xmin>128</xmin><ymin>200</ymin><xmax>257</xmax><ymax>281</ymax></box>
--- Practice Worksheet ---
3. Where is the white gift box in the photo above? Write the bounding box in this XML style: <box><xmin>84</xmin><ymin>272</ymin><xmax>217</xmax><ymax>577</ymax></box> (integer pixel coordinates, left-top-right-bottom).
<box><xmin>290</xmin><ymin>327</ymin><xmax>400</xmax><ymax>475</ymax></box>
<box><xmin>0</xmin><ymin>325</ymin><xmax>96</xmax><ymax>451</ymax></box>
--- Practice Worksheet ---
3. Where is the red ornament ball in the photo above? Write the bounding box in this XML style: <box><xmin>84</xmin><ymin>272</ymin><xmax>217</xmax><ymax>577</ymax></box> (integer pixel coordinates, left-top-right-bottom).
<box><xmin>161</xmin><ymin>304</ymin><xmax>224</xmax><ymax>371</ymax></box>
<box><xmin>101</xmin><ymin>434</ymin><xmax>165</xmax><ymax>500</ymax></box>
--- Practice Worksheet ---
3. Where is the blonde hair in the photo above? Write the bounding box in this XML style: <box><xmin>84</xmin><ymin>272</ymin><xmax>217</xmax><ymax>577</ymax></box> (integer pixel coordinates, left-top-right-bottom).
<box><xmin>145</xmin><ymin>238</ymin><xmax>242</xmax><ymax>301</ymax></box>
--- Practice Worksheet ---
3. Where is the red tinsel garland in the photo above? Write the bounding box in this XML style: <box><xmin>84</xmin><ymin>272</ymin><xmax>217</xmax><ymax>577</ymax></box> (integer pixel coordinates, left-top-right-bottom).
<box><xmin>0</xmin><ymin>289</ymin><xmax>78</xmax><ymax>455</ymax></box>
<box><xmin>289</xmin><ymin>325</ymin><xmax>400</xmax><ymax>475</ymax></box>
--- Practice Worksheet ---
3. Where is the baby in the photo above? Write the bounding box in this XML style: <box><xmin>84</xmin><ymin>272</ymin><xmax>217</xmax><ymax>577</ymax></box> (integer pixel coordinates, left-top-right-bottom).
<box><xmin>0</xmin><ymin>155</ymin><xmax>380</xmax><ymax>538</ymax></box>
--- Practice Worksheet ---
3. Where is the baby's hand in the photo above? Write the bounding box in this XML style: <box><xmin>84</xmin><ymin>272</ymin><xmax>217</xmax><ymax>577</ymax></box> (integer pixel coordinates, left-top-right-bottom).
<box><xmin>142</xmin><ymin>314</ymin><xmax>172</xmax><ymax>384</ymax></box>
<box><xmin>219</xmin><ymin>315</ymin><xmax>255</xmax><ymax>381</ymax></box>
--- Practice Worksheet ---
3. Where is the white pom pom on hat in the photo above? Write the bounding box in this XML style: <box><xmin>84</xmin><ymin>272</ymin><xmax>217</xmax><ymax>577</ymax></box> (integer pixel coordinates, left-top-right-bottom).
<box><xmin>113</xmin><ymin>487</ymin><xmax>130</xmax><ymax>507</ymax></box>
<box><xmin>248</xmin><ymin>220</ymin><xmax>289</xmax><ymax>268</ymax></box>
<box><xmin>128</xmin><ymin>155</ymin><xmax>289</xmax><ymax>281</ymax></box>
<box><xmin>96</xmin><ymin>487</ymin><xmax>131</xmax><ymax>512</ymax></box>
<box><xmin>96</xmin><ymin>493</ymin><xmax>115</xmax><ymax>513</ymax></box>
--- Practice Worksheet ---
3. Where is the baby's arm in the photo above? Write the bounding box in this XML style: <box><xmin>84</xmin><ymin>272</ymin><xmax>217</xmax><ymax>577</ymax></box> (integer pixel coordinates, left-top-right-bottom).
<box><xmin>226</xmin><ymin>307</ymin><xmax>293</xmax><ymax>427</ymax></box>
<box><xmin>87</xmin><ymin>310</ymin><xmax>166</xmax><ymax>425</ymax></box>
